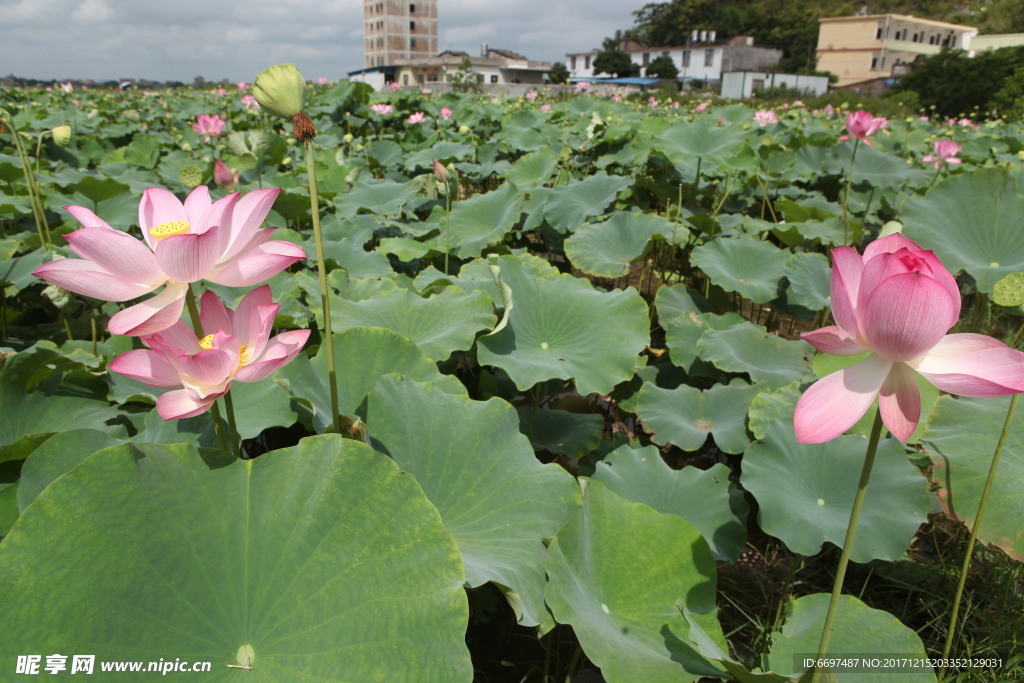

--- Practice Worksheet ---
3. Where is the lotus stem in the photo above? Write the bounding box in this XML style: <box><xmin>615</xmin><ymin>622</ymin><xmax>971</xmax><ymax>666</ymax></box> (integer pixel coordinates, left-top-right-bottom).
<box><xmin>222</xmin><ymin>390</ymin><xmax>243</xmax><ymax>459</ymax></box>
<box><xmin>302</xmin><ymin>139</ymin><xmax>342</xmax><ymax>435</ymax></box>
<box><xmin>2</xmin><ymin>112</ymin><xmax>50</xmax><ymax>251</ymax></box>
<box><xmin>841</xmin><ymin>138</ymin><xmax>860</xmax><ymax>246</ymax></box>
<box><xmin>937</xmin><ymin>393</ymin><xmax>1018</xmax><ymax>682</ymax></box>
<box><xmin>184</xmin><ymin>285</ymin><xmax>230</xmax><ymax>453</ymax></box>
<box><xmin>812</xmin><ymin>410</ymin><xmax>885</xmax><ymax>681</ymax></box>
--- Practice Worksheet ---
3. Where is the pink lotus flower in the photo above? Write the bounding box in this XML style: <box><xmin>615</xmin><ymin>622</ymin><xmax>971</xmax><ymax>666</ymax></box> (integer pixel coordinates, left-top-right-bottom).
<box><xmin>421</xmin><ymin>88</ymin><xmax>432</xmax><ymax>95</ymax></box>
<box><xmin>34</xmin><ymin>186</ymin><xmax>305</xmax><ymax>336</ymax></box>
<box><xmin>795</xmin><ymin>234</ymin><xmax>1024</xmax><ymax>443</ymax></box>
<box><xmin>839</xmin><ymin>110</ymin><xmax>887</xmax><ymax>145</ymax></box>
<box><xmin>389</xmin><ymin>82</ymin><xmax>401</xmax><ymax>91</ymax></box>
<box><xmin>211</xmin><ymin>88</ymin><xmax>228</xmax><ymax>97</ymax></box>
<box><xmin>612</xmin><ymin>95</ymin><xmax>623</xmax><ymax>103</ymax></box>
<box><xmin>922</xmin><ymin>139</ymin><xmax>962</xmax><ymax>169</ymax></box>
<box><xmin>540</xmin><ymin>103</ymin><xmax>553</xmax><ymax>112</ymax></box>
<box><xmin>574</xmin><ymin>81</ymin><xmax>591</xmax><ymax>92</ymax></box>
<box><xmin>193</xmin><ymin>114</ymin><xmax>226</xmax><ymax>141</ymax></box>
<box><xmin>110</xmin><ymin>285</ymin><xmax>310</xmax><ymax>419</ymax></box>
<box><xmin>406</xmin><ymin>111</ymin><xmax>427</xmax><ymax>124</ymax></box>
<box><xmin>58</xmin><ymin>82</ymin><xmax>73</xmax><ymax>93</ymax></box>
<box><xmin>370</xmin><ymin>103</ymin><xmax>394</xmax><ymax>115</ymax></box>
<box><xmin>317</xmin><ymin>77</ymin><xmax>329</xmax><ymax>85</ymax></box>
<box><xmin>525</xmin><ymin>91</ymin><xmax>538</xmax><ymax>101</ymax></box>
<box><xmin>214</xmin><ymin>159</ymin><xmax>240</xmax><ymax>190</ymax></box>
<box><xmin>236</xmin><ymin>81</ymin><xmax>249</xmax><ymax>92</ymax></box>
<box><xmin>695</xmin><ymin>102</ymin><xmax>707</xmax><ymax>113</ymax></box>
<box><xmin>648</xmin><ymin>96</ymin><xmax>659</xmax><ymax>109</ymax></box>
<box><xmin>753</xmin><ymin>109</ymin><xmax>778</xmax><ymax>126</ymax></box>
<box><xmin>240</xmin><ymin>94</ymin><xmax>260</xmax><ymax>111</ymax></box>
<box><xmin>439</xmin><ymin>106</ymin><xmax>453</xmax><ymax>120</ymax></box>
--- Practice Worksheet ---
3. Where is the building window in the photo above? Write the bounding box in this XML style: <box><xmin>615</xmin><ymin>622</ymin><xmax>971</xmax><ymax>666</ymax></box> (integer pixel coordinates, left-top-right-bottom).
<box><xmin>491</xmin><ymin>75</ymin><xmax>498</xmax><ymax>83</ymax></box>
<box><xmin>642</xmin><ymin>52</ymin><xmax>650</xmax><ymax>66</ymax></box>
<box><xmin>410</xmin><ymin>21</ymin><xmax>415</xmax><ymax>30</ymax></box>
<box><xmin>403</xmin><ymin>74</ymin><xmax>409</xmax><ymax>85</ymax></box>
<box><xmin>570</xmin><ymin>56</ymin><xmax>576</xmax><ymax>69</ymax></box>
<box><xmin>410</xmin><ymin>3</ymin><xmax>415</xmax><ymax>12</ymax></box>
<box><xmin>682</xmin><ymin>50</ymin><xmax>690</xmax><ymax>67</ymax></box>
<box><xmin>876</xmin><ymin>26</ymin><xmax>882</xmax><ymax>39</ymax></box>
<box><xmin>704</xmin><ymin>49</ymin><xmax>714</xmax><ymax>66</ymax></box>
<box><xmin>411</xmin><ymin>38</ymin><xmax>417</xmax><ymax>48</ymax></box>
<box><xmin>871</xmin><ymin>57</ymin><xmax>878</xmax><ymax>70</ymax></box>
<box><xmin>584</xmin><ymin>55</ymin><xmax>591</xmax><ymax>69</ymax></box>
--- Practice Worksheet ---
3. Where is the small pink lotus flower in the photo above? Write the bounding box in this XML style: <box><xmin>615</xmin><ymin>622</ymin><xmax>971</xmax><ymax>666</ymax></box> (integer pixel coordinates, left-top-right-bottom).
<box><xmin>211</xmin><ymin>88</ymin><xmax>228</xmax><ymax>96</ymax></box>
<box><xmin>824</xmin><ymin>104</ymin><xmax>835</xmax><ymax>116</ymax></box>
<box><xmin>439</xmin><ymin>106</ymin><xmax>453</xmax><ymax>120</ymax></box>
<box><xmin>406</xmin><ymin>111</ymin><xmax>427</xmax><ymax>124</ymax></box>
<box><xmin>922</xmin><ymin>139</ymin><xmax>962</xmax><ymax>169</ymax></box>
<box><xmin>794</xmin><ymin>234</ymin><xmax>1024</xmax><ymax>443</ymax></box>
<box><xmin>574</xmin><ymin>81</ymin><xmax>591</xmax><ymax>93</ymax></box>
<box><xmin>389</xmin><ymin>82</ymin><xmax>401</xmax><ymax>91</ymax></box>
<box><xmin>370</xmin><ymin>103</ymin><xmax>394</xmax><ymax>115</ymax></box>
<box><xmin>612</xmin><ymin>95</ymin><xmax>622</xmax><ymax>102</ymax></box>
<box><xmin>193</xmin><ymin>114</ymin><xmax>226</xmax><ymax>141</ymax></box>
<box><xmin>240</xmin><ymin>94</ymin><xmax>260</xmax><ymax>111</ymax></box>
<box><xmin>110</xmin><ymin>285</ymin><xmax>310</xmax><ymax>419</ymax></box>
<box><xmin>317</xmin><ymin>77</ymin><xmax>329</xmax><ymax>85</ymax></box>
<box><xmin>421</xmin><ymin>87</ymin><xmax>432</xmax><ymax>95</ymax></box>
<box><xmin>236</xmin><ymin>81</ymin><xmax>249</xmax><ymax>92</ymax></box>
<box><xmin>214</xmin><ymin>160</ymin><xmax>240</xmax><ymax>190</ymax></box>
<box><xmin>839</xmin><ymin>110</ymin><xmax>887</xmax><ymax>145</ymax></box>
<box><xmin>58</xmin><ymin>82</ymin><xmax>73</xmax><ymax>93</ymax></box>
<box><xmin>34</xmin><ymin>186</ymin><xmax>305</xmax><ymax>336</ymax></box>
<box><xmin>670</xmin><ymin>101</ymin><xmax>680</xmax><ymax>108</ymax></box>
<box><xmin>540</xmin><ymin>103</ymin><xmax>553</xmax><ymax>112</ymax></box>
<box><xmin>648</xmin><ymin>96</ymin><xmax>659</xmax><ymax>109</ymax></box>
<box><xmin>753</xmin><ymin>109</ymin><xmax>778</xmax><ymax>126</ymax></box>
<box><xmin>525</xmin><ymin>91</ymin><xmax>538</xmax><ymax>101</ymax></box>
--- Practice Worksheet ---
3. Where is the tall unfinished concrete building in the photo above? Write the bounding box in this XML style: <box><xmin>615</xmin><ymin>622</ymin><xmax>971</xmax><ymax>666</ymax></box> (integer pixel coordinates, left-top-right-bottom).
<box><xmin>364</xmin><ymin>0</ymin><xmax>438</xmax><ymax>68</ymax></box>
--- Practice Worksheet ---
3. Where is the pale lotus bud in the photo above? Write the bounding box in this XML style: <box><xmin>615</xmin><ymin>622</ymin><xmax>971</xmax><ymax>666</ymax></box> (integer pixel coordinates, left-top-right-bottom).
<box><xmin>51</xmin><ymin>125</ymin><xmax>72</xmax><ymax>147</ymax></box>
<box><xmin>458</xmin><ymin>125</ymin><xmax>470</xmax><ymax>135</ymax></box>
<box><xmin>343</xmin><ymin>133</ymin><xmax>354</xmax><ymax>143</ymax></box>
<box><xmin>432</xmin><ymin>159</ymin><xmax>449</xmax><ymax>182</ymax></box>
<box><xmin>250</xmin><ymin>64</ymin><xmax>306</xmax><ymax>120</ymax></box>
<box><xmin>213</xmin><ymin>159</ymin><xmax>239</xmax><ymax>190</ymax></box>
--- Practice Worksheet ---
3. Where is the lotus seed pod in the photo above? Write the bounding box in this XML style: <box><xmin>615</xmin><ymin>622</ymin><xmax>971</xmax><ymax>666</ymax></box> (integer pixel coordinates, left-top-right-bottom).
<box><xmin>343</xmin><ymin>133</ymin><xmax>354</xmax><ymax>143</ymax></box>
<box><xmin>458</xmin><ymin>125</ymin><xmax>470</xmax><ymax>135</ymax></box>
<box><xmin>51</xmin><ymin>125</ymin><xmax>72</xmax><ymax>147</ymax></box>
<box><xmin>251</xmin><ymin>64</ymin><xmax>306</xmax><ymax>120</ymax></box>
<box><xmin>179</xmin><ymin>165</ymin><xmax>203</xmax><ymax>188</ymax></box>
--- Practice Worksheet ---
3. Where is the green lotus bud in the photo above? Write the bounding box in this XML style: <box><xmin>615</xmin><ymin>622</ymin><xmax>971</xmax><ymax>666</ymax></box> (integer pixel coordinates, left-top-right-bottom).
<box><xmin>251</xmin><ymin>64</ymin><xmax>306</xmax><ymax>120</ymax></box>
<box><xmin>343</xmin><ymin>133</ymin><xmax>354</xmax><ymax>143</ymax></box>
<box><xmin>51</xmin><ymin>125</ymin><xmax>72</xmax><ymax>147</ymax></box>
<box><xmin>458</xmin><ymin>125</ymin><xmax>470</xmax><ymax>135</ymax></box>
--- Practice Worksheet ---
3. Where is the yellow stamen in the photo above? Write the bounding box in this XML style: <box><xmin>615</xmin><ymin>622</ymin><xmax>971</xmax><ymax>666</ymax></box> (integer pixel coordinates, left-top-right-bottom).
<box><xmin>150</xmin><ymin>221</ymin><xmax>190</xmax><ymax>241</ymax></box>
<box><xmin>198</xmin><ymin>333</ymin><xmax>215</xmax><ymax>350</ymax></box>
<box><xmin>238</xmin><ymin>344</ymin><xmax>253</xmax><ymax>368</ymax></box>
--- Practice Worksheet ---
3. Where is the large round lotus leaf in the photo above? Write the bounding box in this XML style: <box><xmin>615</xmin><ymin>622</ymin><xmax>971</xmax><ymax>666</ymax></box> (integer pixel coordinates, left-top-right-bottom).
<box><xmin>223</xmin><ymin>380</ymin><xmax>297</xmax><ymax>440</ymax></box>
<box><xmin>762</xmin><ymin>594</ymin><xmax>935</xmax><ymax>681</ymax></box>
<box><xmin>17</xmin><ymin>429</ymin><xmax>123</xmax><ymax>513</ymax></box>
<box><xmin>743</xmin><ymin>423</ymin><xmax>931</xmax><ymax>562</ymax></box>
<box><xmin>691</xmin><ymin>236</ymin><xmax>789</xmax><ymax>303</ymax></box>
<box><xmin>636</xmin><ymin>379</ymin><xmax>760</xmax><ymax>454</ymax></box>
<box><xmin>565</xmin><ymin>211</ymin><xmax>687</xmax><ymax>278</ymax></box>
<box><xmin>367</xmin><ymin>376</ymin><xmax>580</xmax><ymax>630</ymax></box>
<box><xmin>784</xmin><ymin>251</ymin><xmax>832</xmax><ymax>311</ymax></box>
<box><xmin>476</xmin><ymin>265</ymin><xmax>649</xmax><ymax>396</ymax></box>
<box><xmin>275</xmin><ymin>327</ymin><xmax>466</xmax><ymax>433</ymax></box>
<box><xmin>404</xmin><ymin>141</ymin><xmax>475</xmax><ymax>171</ymax></box>
<box><xmin>544</xmin><ymin>480</ymin><xmax>726</xmax><ymax>682</ymax></box>
<box><xmin>329</xmin><ymin>287</ymin><xmax>495</xmax><ymax>361</ymax></box>
<box><xmin>507</xmin><ymin>147</ymin><xmax>559</xmax><ymax>188</ymax></box>
<box><xmin>334</xmin><ymin>176</ymin><xmax>420</xmax><ymax>218</ymax></box>
<box><xmin>541</xmin><ymin>172</ymin><xmax>633</xmax><ymax>234</ymax></box>
<box><xmin>656</xmin><ymin>118</ymin><xmax>746</xmax><ymax>177</ymax></box>
<box><xmin>518</xmin><ymin>406</ymin><xmax>604</xmax><ymax>458</ymax></box>
<box><xmin>697</xmin><ymin>321</ymin><xmax>814</xmax><ymax>389</ymax></box>
<box><xmin>415</xmin><ymin>253</ymin><xmax>561</xmax><ymax>306</ymax></box>
<box><xmin>923</xmin><ymin>395</ymin><xmax>1024</xmax><ymax>560</ymax></box>
<box><xmin>446</xmin><ymin>183</ymin><xmax>523</xmax><ymax>258</ymax></box>
<box><xmin>592</xmin><ymin>444</ymin><xmax>749</xmax><ymax>561</ymax></box>
<box><xmin>850</xmin><ymin>142</ymin><xmax>932</xmax><ymax>189</ymax></box>
<box><xmin>747</xmin><ymin>382</ymin><xmax>802</xmax><ymax>441</ymax></box>
<box><xmin>0</xmin><ymin>437</ymin><xmax>472</xmax><ymax>681</ymax></box>
<box><xmin>901</xmin><ymin>169</ymin><xmax>1024</xmax><ymax>292</ymax></box>
<box><xmin>663</xmin><ymin>311</ymin><xmax>744</xmax><ymax>375</ymax></box>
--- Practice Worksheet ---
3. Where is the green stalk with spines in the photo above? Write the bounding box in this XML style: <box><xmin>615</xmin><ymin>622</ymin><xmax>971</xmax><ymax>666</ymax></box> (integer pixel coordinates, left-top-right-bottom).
<box><xmin>1</xmin><ymin>110</ymin><xmax>50</xmax><ymax>250</ymax></box>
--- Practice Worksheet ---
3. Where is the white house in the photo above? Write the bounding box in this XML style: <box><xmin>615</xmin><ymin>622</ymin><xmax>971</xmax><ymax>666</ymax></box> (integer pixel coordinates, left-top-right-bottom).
<box><xmin>720</xmin><ymin>71</ymin><xmax>830</xmax><ymax>98</ymax></box>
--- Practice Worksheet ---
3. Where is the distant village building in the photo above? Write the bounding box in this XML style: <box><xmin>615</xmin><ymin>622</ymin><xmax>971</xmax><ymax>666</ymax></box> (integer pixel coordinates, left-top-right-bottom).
<box><xmin>816</xmin><ymin>14</ymin><xmax>977</xmax><ymax>87</ymax></box>
<box><xmin>565</xmin><ymin>34</ymin><xmax>781</xmax><ymax>86</ymax></box>
<box><xmin>363</xmin><ymin>0</ymin><xmax>438</xmax><ymax>68</ymax></box>
<box><xmin>392</xmin><ymin>46</ymin><xmax>550</xmax><ymax>87</ymax></box>
<box><xmin>720</xmin><ymin>71</ymin><xmax>830</xmax><ymax>98</ymax></box>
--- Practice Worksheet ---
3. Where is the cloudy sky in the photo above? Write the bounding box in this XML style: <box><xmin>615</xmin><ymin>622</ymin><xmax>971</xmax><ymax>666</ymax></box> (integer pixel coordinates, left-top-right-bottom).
<box><xmin>2</xmin><ymin>0</ymin><xmax>642</xmax><ymax>83</ymax></box>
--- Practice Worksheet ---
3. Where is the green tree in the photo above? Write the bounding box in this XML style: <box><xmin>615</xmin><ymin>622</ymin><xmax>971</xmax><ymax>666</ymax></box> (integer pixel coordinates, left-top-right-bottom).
<box><xmin>646</xmin><ymin>55</ymin><xmax>680</xmax><ymax>79</ymax></box>
<box><xmin>896</xmin><ymin>45</ymin><xmax>1024</xmax><ymax>118</ymax></box>
<box><xmin>451</xmin><ymin>55</ymin><xmax>483</xmax><ymax>94</ymax></box>
<box><xmin>593</xmin><ymin>49</ymin><xmax>641</xmax><ymax>78</ymax></box>
<box><xmin>548</xmin><ymin>62</ymin><xmax>570</xmax><ymax>84</ymax></box>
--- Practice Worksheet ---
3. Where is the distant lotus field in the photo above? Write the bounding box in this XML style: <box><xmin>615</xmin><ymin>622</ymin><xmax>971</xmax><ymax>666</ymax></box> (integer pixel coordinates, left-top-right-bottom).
<box><xmin>1</xmin><ymin>75</ymin><xmax>1023</xmax><ymax>681</ymax></box>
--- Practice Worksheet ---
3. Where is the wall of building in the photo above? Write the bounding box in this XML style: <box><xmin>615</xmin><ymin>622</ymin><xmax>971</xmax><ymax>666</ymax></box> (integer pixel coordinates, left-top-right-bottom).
<box><xmin>364</xmin><ymin>0</ymin><xmax>438</xmax><ymax>68</ymax></box>
<box><xmin>720</xmin><ymin>71</ymin><xmax>829</xmax><ymax>98</ymax></box>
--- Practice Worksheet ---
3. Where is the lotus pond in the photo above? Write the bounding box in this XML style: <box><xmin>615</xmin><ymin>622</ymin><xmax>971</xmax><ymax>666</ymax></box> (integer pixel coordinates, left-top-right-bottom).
<box><xmin>1</xmin><ymin>79</ymin><xmax>1023</xmax><ymax>681</ymax></box>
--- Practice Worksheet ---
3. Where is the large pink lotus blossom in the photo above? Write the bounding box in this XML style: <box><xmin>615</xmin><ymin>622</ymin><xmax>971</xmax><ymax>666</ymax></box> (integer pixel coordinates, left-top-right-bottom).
<box><xmin>370</xmin><ymin>103</ymin><xmax>394</xmax><ymax>115</ymax></box>
<box><xmin>193</xmin><ymin>114</ymin><xmax>226</xmax><ymax>141</ymax></box>
<box><xmin>406</xmin><ymin>111</ymin><xmax>427</xmax><ymax>124</ymax></box>
<box><xmin>922</xmin><ymin>139</ymin><xmax>962</xmax><ymax>169</ymax></box>
<box><xmin>439</xmin><ymin>106</ymin><xmax>453</xmax><ymax>120</ymax></box>
<box><xmin>389</xmin><ymin>82</ymin><xmax>401</xmax><ymax>91</ymax></box>
<box><xmin>795</xmin><ymin>234</ymin><xmax>1024</xmax><ymax>443</ymax></box>
<box><xmin>110</xmin><ymin>286</ymin><xmax>310</xmax><ymax>419</ymax></box>
<box><xmin>34</xmin><ymin>186</ymin><xmax>305</xmax><ymax>336</ymax></box>
<box><xmin>753</xmin><ymin>109</ymin><xmax>778</xmax><ymax>126</ymax></box>
<box><xmin>838</xmin><ymin>110</ymin><xmax>887</xmax><ymax>145</ymax></box>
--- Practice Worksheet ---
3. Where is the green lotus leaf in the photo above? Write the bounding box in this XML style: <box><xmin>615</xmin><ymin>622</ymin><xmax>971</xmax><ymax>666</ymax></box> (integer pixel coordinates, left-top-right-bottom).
<box><xmin>0</xmin><ymin>438</ymin><xmax>472</xmax><ymax>681</ymax></box>
<box><xmin>17</xmin><ymin>429</ymin><xmax>123</xmax><ymax>513</ymax></box>
<box><xmin>923</xmin><ymin>395</ymin><xmax>1024</xmax><ymax>560</ymax></box>
<box><xmin>477</xmin><ymin>266</ymin><xmax>649</xmax><ymax>396</ymax></box>
<box><xmin>697</xmin><ymin>321</ymin><xmax>814</xmax><ymax>389</ymax></box>
<box><xmin>901</xmin><ymin>168</ymin><xmax>1024</xmax><ymax>292</ymax></box>
<box><xmin>851</xmin><ymin>142</ymin><xmax>932</xmax><ymax>189</ymax></box>
<box><xmin>541</xmin><ymin>172</ymin><xmax>633</xmax><ymax>234</ymax></box>
<box><xmin>222</xmin><ymin>380</ymin><xmax>297</xmax><ymax>440</ymax></box>
<box><xmin>404</xmin><ymin>141</ymin><xmax>475</xmax><ymax>171</ymax></box>
<box><xmin>506</xmin><ymin>147</ymin><xmax>558</xmax><ymax>188</ymax></box>
<box><xmin>592</xmin><ymin>444</ymin><xmax>749</xmax><ymax>561</ymax></box>
<box><xmin>656</xmin><ymin>118</ymin><xmax>746</xmax><ymax>178</ymax></box>
<box><xmin>334</xmin><ymin>176</ymin><xmax>421</xmax><ymax>218</ymax></box>
<box><xmin>544</xmin><ymin>480</ymin><xmax>726</xmax><ymax>682</ymax></box>
<box><xmin>784</xmin><ymin>251</ymin><xmax>832</xmax><ymax>311</ymax></box>
<box><xmin>762</xmin><ymin>594</ymin><xmax>935</xmax><ymax>681</ymax></box>
<box><xmin>275</xmin><ymin>327</ymin><xmax>466</xmax><ymax>433</ymax></box>
<box><xmin>65</xmin><ymin>175</ymin><xmax>130</xmax><ymax>204</ymax></box>
<box><xmin>743</xmin><ymin>423</ymin><xmax>931</xmax><ymax>562</ymax></box>
<box><xmin>446</xmin><ymin>183</ymin><xmax>523</xmax><ymax>258</ymax></box>
<box><xmin>565</xmin><ymin>211</ymin><xmax>687</xmax><ymax>278</ymax></box>
<box><xmin>636</xmin><ymin>379</ymin><xmax>760</xmax><ymax>454</ymax></box>
<box><xmin>328</xmin><ymin>287</ymin><xmax>495</xmax><ymax>361</ymax></box>
<box><xmin>367</xmin><ymin>376</ymin><xmax>580</xmax><ymax>630</ymax></box>
<box><xmin>518</xmin><ymin>406</ymin><xmax>604</xmax><ymax>458</ymax></box>
<box><xmin>691</xmin><ymin>236</ymin><xmax>789</xmax><ymax>304</ymax></box>
<box><xmin>747</xmin><ymin>382</ymin><xmax>802</xmax><ymax>441</ymax></box>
